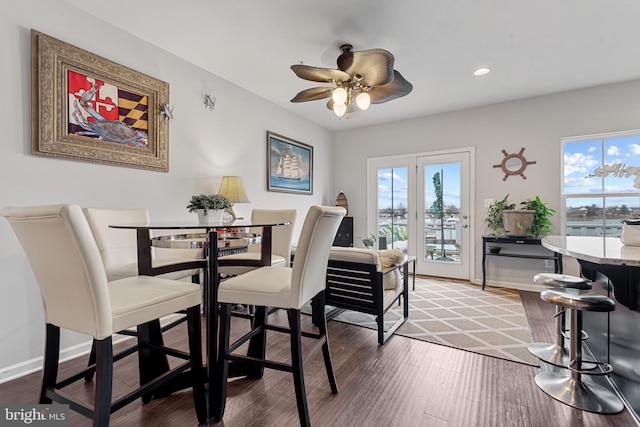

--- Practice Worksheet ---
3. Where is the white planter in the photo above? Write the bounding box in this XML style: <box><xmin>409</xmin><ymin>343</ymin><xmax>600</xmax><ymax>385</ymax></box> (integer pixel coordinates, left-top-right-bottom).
<box><xmin>196</xmin><ymin>209</ymin><xmax>224</xmax><ymax>224</ymax></box>
<box><xmin>502</xmin><ymin>210</ymin><xmax>535</xmax><ymax>236</ymax></box>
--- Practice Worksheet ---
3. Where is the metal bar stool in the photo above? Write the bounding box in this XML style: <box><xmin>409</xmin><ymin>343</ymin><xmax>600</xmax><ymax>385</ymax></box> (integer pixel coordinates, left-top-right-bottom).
<box><xmin>528</xmin><ymin>273</ymin><xmax>592</xmax><ymax>367</ymax></box>
<box><xmin>534</xmin><ymin>288</ymin><xmax>623</xmax><ymax>414</ymax></box>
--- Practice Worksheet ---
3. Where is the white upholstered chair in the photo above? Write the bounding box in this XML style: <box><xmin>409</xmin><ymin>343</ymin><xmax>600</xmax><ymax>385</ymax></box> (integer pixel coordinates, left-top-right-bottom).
<box><xmin>217</xmin><ymin>208</ymin><xmax>297</xmax><ymax>276</ymax></box>
<box><xmin>82</xmin><ymin>207</ymin><xmax>207</xmax><ymax>381</ymax></box>
<box><xmin>83</xmin><ymin>207</ymin><xmax>204</xmax><ymax>282</ymax></box>
<box><xmin>1</xmin><ymin>204</ymin><xmax>206</xmax><ymax>426</ymax></box>
<box><xmin>211</xmin><ymin>205</ymin><xmax>345</xmax><ymax>426</ymax></box>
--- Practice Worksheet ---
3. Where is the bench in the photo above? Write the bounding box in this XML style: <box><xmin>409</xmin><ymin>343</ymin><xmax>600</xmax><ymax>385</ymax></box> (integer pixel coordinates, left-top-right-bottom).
<box><xmin>320</xmin><ymin>247</ymin><xmax>411</xmax><ymax>345</ymax></box>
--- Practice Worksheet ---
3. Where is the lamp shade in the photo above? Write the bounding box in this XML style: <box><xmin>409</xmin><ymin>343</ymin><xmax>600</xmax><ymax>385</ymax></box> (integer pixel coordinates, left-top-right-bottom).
<box><xmin>217</xmin><ymin>176</ymin><xmax>250</xmax><ymax>203</ymax></box>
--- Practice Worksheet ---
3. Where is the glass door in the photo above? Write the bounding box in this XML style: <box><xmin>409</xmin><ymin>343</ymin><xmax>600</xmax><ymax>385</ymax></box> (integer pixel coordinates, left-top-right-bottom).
<box><xmin>417</xmin><ymin>152</ymin><xmax>471</xmax><ymax>279</ymax></box>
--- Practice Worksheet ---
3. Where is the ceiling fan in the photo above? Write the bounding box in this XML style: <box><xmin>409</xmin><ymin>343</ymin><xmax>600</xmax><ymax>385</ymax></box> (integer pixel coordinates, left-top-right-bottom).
<box><xmin>290</xmin><ymin>44</ymin><xmax>413</xmax><ymax>118</ymax></box>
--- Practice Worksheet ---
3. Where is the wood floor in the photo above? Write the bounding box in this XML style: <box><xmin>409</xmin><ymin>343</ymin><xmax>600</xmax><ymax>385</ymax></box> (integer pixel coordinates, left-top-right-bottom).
<box><xmin>0</xmin><ymin>282</ymin><xmax>637</xmax><ymax>426</ymax></box>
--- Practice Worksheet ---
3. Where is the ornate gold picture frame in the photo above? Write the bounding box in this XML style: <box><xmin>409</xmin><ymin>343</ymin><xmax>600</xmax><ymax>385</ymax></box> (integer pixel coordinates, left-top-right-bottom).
<box><xmin>31</xmin><ymin>30</ymin><xmax>170</xmax><ymax>172</ymax></box>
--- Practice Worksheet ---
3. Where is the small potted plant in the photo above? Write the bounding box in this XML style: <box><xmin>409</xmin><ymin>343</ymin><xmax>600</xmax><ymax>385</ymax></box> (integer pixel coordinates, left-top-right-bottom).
<box><xmin>484</xmin><ymin>194</ymin><xmax>515</xmax><ymax>235</ymax></box>
<box><xmin>187</xmin><ymin>194</ymin><xmax>231</xmax><ymax>223</ymax></box>
<box><xmin>484</xmin><ymin>194</ymin><xmax>555</xmax><ymax>237</ymax></box>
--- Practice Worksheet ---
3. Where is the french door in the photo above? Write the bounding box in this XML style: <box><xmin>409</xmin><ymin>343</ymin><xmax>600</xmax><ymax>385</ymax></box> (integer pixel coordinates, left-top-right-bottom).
<box><xmin>417</xmin><ymin>152</ymin><xmax>471</xmax><ymax>279</ymax></box>
<box><xmin>368</xmin><ymin>148</ymin><xmax>473</xmax><ymax>281</ymax></box>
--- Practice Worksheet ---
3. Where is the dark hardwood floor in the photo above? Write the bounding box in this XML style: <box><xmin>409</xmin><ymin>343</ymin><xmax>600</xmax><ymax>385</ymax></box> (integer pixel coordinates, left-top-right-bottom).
<box><xmin>0</xmin><ymin>281</ymin><xmax>637</xmax><ymax>426</ymax></box>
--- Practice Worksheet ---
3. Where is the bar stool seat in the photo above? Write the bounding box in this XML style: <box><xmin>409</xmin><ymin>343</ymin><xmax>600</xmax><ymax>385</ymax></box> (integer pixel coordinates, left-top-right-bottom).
<box><xmin>528</xmin><ymin>273</ymin><xmax>592</xmax><ymax>367</ymax></box>
<box><xmin>534</xmin><ymin>288</ymin><xmax>623</xmax><ymax>414</ymax></box>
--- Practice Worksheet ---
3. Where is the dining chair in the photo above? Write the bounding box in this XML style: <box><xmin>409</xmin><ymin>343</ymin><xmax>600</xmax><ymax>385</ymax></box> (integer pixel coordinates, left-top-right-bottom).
<box><xmin>1</xmin><ymin>204</ymin><xmax>206</xmax><ymax>426</ymax></box>
<box><xmin>211</xmin><ymin>205</ymin><xmax>346</xmax><ymax>426</ymax></box>
<box><xmin>83</xmin><ymin>207</ymin><xmax>205</xmax><ymax>282</ymax></box>
<box><xmin>82</xmin><ymin>207</ymin><xmax>207</xmax><ymax>383</ymax></box>
<box><xmin>217</xmin><ymin>208</ymin><xmax>297</xmax><ymax>276</ymax></box>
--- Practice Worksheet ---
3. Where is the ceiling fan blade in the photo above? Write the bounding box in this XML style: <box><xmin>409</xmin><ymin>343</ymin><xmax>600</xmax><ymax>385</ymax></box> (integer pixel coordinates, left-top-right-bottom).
<box><xmin>369</xmin><ymin>70</ymin><xmax>413</xmax><ymax>104</ymax></box>
<box><xmin>291</xmin><ymin>64</ymin><xmax>350</xmax><ymax>83</ymax></box>
<box><xmin>291</xmin><ymin>87</ymin><xmax>333</xmax><ymax>103</ymax></box>
<box><xmin>337</xmin><ymin>48</ymin><xmax>395</xmax><ymax>87</ymax></box>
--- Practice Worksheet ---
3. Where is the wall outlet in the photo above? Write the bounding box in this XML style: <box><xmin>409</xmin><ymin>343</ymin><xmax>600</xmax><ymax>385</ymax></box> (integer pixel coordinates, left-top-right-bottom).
<box><xmin>544</xmin><ymin>260</ymin><xmax>554</xmax><ymax>268</ymax></box>
<box><xmin>484</xmin><ymin>198</ymin><xmax>494</xmax><ymax>208</ymax></box>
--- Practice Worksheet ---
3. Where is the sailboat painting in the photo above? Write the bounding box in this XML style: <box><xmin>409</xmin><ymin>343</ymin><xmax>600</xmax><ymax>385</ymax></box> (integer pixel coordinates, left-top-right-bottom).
<box><xmin>267</xmin><ymin>131</ymin><xmax>313</xmax><ymax>194</ymax></box>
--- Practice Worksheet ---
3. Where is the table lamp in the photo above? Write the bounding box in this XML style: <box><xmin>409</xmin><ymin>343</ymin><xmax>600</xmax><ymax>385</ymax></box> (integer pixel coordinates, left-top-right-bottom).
<box><xmin>217</xmin><ymin>175</ymin><xmax>250</xmax><ymax>220</ymax></box>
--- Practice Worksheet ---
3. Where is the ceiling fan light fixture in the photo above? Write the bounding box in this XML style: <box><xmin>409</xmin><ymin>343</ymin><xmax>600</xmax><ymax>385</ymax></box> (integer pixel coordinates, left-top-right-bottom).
<box><xmin>333</xmin><ymin>102</ymin><xmax>347</xmax><ymax>117</ymax></box>
<box><xmin>332</xmin><ymin>87</ymin><xmax>348</xmax><ymax>104</ymax></box>
<box><xmin>355</xmin><ymin>92</ymin><xmax>371</xmax><ymax>110</ymax></box>
<box><xmin>290</xmin><ymin>43</ymin><xmax>412</xmax><ymax>119</ymax></box>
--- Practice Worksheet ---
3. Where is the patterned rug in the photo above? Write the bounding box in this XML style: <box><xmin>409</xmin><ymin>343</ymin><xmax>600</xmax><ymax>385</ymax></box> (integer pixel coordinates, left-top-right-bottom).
<box><xmin>325</xmin><ymin>277</ymin><xmax>539</xmax><ymax>366</ymax></box>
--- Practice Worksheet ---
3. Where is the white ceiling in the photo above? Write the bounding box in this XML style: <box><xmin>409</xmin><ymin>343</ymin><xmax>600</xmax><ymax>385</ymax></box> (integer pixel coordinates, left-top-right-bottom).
<box><xmin>65</xmin><ymin>0</ymin><xmax>640</xmax><ymax>132</ymax></box>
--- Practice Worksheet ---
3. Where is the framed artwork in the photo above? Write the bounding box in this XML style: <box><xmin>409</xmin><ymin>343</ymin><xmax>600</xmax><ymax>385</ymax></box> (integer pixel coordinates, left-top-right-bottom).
<box><xmin>31</xmin><ymin>30</ymin><xmax>170</xmax><ymax>172</ymax></box>
<box><xmin>267</xmin><ymin>131</ymin><xmax>313</xmax><ymax>194</ymax></box>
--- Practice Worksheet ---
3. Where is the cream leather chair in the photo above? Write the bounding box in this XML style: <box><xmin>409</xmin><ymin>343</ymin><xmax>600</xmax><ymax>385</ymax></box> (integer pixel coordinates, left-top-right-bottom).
<box><xmin>83</xmin><ymin>207</ymin><xmax>204</xmax><ymax>282</ymax></box>
<box><xmin>211</xmin><ymin>205</ymin><xmax>345</xmax><ymax>426</ymax></box>
<box><xmin>1</xmin><ymin>204</ymin><xmax>206</xmax><ymax>426</ymax></box>
<box><xmin>217</xmin><ymin>208</ymin><xmax>297</xmax><ymax>276</ymax></box>
<box><xmin>82</xmin><ymin>207</ymin><xmax>206</xmax><ymax>382</ymax></box>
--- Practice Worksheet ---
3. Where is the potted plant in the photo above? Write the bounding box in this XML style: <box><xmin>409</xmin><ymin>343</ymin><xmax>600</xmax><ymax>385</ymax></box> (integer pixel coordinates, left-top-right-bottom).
<box><xmin>484</xmin><ymin>194</ymin><xmax>515</xmax><ymax>235</ymax></box>
<box><xmin>484</xmin><ymin>194</ymin><xmax>555</xmax><ymax>237</ymax></box>
<box><xmin>187</xmin><ymin>194</ymin><xmax>231</xmax><ymax>223</ymax></box>
<box><xmin>520</xmin><ymin>196</ymin><xmax>555</xmax><ymax>237</ymax></box>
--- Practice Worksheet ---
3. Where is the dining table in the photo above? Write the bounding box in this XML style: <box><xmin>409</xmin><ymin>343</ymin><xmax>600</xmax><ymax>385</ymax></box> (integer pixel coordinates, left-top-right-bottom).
<box><xmin>541</xmin><ymin>235</ymin><xmax>640</xmax><ymax>421</ymax></box>
<box><xmin>110</xmin><ymin>219</ymin><xmax>290</xmax><ymax>417</ymax></box>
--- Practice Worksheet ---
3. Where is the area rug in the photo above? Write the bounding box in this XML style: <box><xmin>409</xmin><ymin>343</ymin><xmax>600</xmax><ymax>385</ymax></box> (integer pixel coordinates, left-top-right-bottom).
<box><xmin>325</xmin><ymin>277</ymin><xmax>539</xmax><ymax>366</ymax></box>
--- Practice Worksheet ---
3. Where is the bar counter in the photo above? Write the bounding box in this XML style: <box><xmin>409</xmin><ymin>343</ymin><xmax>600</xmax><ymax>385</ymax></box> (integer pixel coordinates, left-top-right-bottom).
<box><xmin>541</xmin><ymin>236</ymin><xmax>640</xmax><ymax>422</ymax></box>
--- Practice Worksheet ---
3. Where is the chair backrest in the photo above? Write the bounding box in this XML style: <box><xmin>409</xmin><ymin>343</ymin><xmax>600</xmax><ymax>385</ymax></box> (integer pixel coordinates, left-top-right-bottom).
<box><xmin>250</xmin><ymin>209</ymin><xmax>297</xmax><ymax>261</ymax></box>
<box><xmin>83</xmin><ymin>207</ymin><xmax>150</xmax><ymax>275</ymax></box>
<box><xmin>290</xmin><ymin>205</ymin><xmax>346</xmax><ymax>308</ymax></box>
<box><xmin>2</xmin><ymin>204</ymin><xmax>113</xmax><ymax>339</ymax></box>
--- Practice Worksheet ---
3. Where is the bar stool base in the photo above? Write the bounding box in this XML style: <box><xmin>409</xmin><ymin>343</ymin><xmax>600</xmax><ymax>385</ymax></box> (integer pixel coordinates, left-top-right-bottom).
<box><xmin>528</xmin><ymin>342</ymin><xmax>597</xmax><ymax>370</ymax></box>
<box><xmin>535</xmin><ymin>371</ymin><xmax>624</xmax><ymax>414</ymax></box>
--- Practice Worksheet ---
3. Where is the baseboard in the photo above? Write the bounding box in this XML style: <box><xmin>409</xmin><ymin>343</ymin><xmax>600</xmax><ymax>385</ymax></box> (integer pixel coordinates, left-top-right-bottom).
<box><xmin>0</xmin><ymin>313</ymin><xmax>186</xmax><ymax>384</ymax></box>
<box><xmin>0</xmin><ymin>334</ymin><xmax>137</xmax><ymax>385</ymax></box>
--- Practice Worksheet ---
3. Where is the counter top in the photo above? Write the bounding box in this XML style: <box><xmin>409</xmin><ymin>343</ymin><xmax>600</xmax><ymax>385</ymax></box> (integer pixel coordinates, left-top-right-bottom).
<box><xmin>541</xmin><ymin>235</ymin><xmax>640</xmax><ymax>267</ymax></box>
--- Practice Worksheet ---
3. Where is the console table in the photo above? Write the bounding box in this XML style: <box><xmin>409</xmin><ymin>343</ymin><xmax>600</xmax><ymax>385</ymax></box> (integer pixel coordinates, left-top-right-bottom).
<box><xmin>481</xmin><ymin>236</ymin><xmax>563</xmax><ymax>290</ymax></box>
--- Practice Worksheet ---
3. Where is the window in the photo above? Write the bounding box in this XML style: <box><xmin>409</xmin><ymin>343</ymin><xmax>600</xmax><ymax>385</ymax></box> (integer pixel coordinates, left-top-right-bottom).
<box><xmin>562</xmin><ymin>131</ymin><xmax>640</xmax><ymax>237</ymax></box>
<box><xmin>377</xmin><ymin>166</ymin><xmax>409</xmax><ymax>251</ymax></box>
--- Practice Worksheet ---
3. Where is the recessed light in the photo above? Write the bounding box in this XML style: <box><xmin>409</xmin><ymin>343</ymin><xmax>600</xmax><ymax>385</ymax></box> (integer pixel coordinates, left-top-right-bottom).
<box><xmin>474</xmin><ymin>67</ymin><xmax>491</xmax><ymax>76</ymax></box>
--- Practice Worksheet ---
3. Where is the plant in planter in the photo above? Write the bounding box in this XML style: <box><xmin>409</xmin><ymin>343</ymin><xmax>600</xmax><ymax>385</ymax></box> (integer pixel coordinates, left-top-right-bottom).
<box><xmin>484</xmin><ymin>194</ymin><xmax>555</xmax><ymax>237</ymax></box>
<box><xmin>484</xmin><ymin>194</ymin><xmax>515</xmax><ymax>235</ymax></box>
<box><xmin>520</xmin><ymin>196</ymin><xmax>555</xmax><ymax>237</ymax></box>
<box><xmin>187</xmin><ymin>194</ymin><xmax>231</xmax><ymax>222</ymax></box>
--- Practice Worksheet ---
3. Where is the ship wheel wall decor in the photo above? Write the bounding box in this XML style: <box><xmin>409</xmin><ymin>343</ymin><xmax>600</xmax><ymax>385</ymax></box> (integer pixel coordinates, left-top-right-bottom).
<box><xmin>493</xmin><ymin>147</ymin><xmax>536</xmax><ymax>180</ymax></box>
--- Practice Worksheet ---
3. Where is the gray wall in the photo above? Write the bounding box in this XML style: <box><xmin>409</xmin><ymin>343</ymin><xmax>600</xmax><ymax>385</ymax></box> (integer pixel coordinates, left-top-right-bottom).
<box><xmin>333</xmin><ymin>79</ymin><xmax>640</xmax><ymax>286</ymax></box>
<box><xmin>0</xmin><ymin>0</ymin><xmax>333</xmax><ymax>381</ymax></box>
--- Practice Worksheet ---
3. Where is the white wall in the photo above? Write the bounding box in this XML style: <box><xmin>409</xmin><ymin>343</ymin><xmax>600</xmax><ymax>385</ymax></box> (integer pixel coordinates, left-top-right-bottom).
<box><xmin>332</xmin><ymin>79</ymin><xmax>640</xmax><ymax>287</ymax></box>
<box><xmin>0</xmin><ymin>0</ymin><xmax>333</xmax><ymax>381</ymax></box>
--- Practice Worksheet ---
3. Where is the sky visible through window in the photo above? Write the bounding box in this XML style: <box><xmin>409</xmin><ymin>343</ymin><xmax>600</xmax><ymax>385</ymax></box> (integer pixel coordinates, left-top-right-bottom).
<box><xmin>564</xmin><ymin>134</ymin><xmax>640</xmax><ymax>208</ymax></box>
<box><xmin>377</xmin><ymin>164</ymin><xmax>461</xmax><ymax>211</ymax></box>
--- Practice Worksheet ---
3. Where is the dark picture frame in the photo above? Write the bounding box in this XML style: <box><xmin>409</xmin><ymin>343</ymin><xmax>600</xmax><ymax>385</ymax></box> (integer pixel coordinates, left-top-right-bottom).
<box><xmin>31</xmin><ymin>30</ymin><xmax>170</xmax><ymax>172</ymax></box>
<box><xmin>267</xmin><ymin>131</ymin><xmax>313</xmax><ymax>194</ymax></box>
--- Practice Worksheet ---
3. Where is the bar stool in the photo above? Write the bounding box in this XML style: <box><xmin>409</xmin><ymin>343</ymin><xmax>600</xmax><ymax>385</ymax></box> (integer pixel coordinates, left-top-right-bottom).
<box><xmin>528</xmin><ymin>273</ymin><xmax>592</xmax><ymax>367</ymax></box>
<box><xmin>534</xmin><ymin>288</ymin><xmax>623</xmax><ymax>414</ymax></box>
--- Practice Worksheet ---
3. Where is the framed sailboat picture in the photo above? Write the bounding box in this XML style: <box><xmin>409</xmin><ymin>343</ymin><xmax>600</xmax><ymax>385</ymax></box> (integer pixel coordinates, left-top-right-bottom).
<box><xmin>267</xmin><ymin>131</ymin><xmax>313</xmax><ymax>194</ymax></box>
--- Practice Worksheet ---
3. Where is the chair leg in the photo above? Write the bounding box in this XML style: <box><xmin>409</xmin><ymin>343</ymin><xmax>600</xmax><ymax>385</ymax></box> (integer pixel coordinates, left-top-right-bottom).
<box><xmin>40</xmin><ymin>324</ymin><xmax>60</xmax><ymax>404</ymax></box>
<box><xmin>186</xmin><ymin>305</ymin><xmax>207</xmax><ymax>424</ymax></box>
<box><xmin>288</xmin><ymin>309</ymin><xmax>311</xmax><ymax>427</ymax></box>
<box><xmin>94</xmin><ymin>337</ymin><xmax>113</xmax><ymax>427</ymax></box>
<box><xmin>137</xmin><ymin>319</ymin><xmax>170</xmax><ymax>403</ymax></box>
<box><xmin>212</xmin><ymin>303</ymin><xmax>232</xmax><ymax>422</ymax></box>
<box><xmin>246</xmin><ymin>306</ymin><xmax>268</xmax><ymax>379</ymax></box>
<box><xmin>84</xmin><ymin>340</ymin><xmax>97</xmax><ymax>381</ymax></box>
<box><xmin>316</xmin><ymin>293</ymin><xmax>338</xmax><ymax>394</ymax></box>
